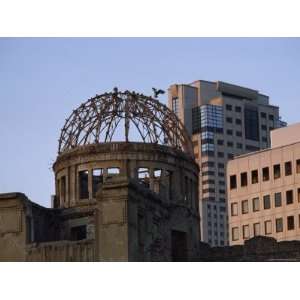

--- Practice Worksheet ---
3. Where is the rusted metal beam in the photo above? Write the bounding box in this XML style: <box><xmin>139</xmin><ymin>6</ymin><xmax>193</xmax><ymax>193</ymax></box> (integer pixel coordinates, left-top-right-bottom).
<box><xmin>58</xmin><ymin>88</ymin><xmax>193</xmax><ymax>157</ymax></box>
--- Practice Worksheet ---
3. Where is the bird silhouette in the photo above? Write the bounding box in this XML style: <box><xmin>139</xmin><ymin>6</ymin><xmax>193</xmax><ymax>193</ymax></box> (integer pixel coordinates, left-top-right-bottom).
<box><xmin>152</xmin><ymin>88</ymin><xmax>165</xmax><ymax>98</ymax></box>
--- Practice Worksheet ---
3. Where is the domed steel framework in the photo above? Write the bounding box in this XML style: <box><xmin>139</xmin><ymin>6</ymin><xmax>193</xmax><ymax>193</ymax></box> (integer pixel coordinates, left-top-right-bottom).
<box><xmin>58</xmin><ymin>88</ymin><xmax>193</xmax><ymax>156</ymax></box>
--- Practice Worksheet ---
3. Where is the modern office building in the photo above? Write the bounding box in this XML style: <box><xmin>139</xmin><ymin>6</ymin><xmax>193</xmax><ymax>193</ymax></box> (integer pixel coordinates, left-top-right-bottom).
<box><xmin>168</xmin><ymin>80</ymin><xmax>285</xmax><ymax>246</ymax></box>
<box><xmin>228</xmin><ymin>123</ymin><xmax>300</xmax><ymax>245</ymax></box>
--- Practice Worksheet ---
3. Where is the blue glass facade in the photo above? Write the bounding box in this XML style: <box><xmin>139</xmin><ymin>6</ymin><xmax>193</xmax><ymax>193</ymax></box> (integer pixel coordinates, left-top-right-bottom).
<box><xmin>192</xmin><ymin>104</ymin><xmax>224</xmax><ymax>133</ymax></box>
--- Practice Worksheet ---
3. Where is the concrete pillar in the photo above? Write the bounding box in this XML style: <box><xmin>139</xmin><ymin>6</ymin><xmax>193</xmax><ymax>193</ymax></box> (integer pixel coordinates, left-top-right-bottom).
<box><xmin>96</xmin><ymin>177</ymin><xmax>129</xmax><ymax>261</ymax></box>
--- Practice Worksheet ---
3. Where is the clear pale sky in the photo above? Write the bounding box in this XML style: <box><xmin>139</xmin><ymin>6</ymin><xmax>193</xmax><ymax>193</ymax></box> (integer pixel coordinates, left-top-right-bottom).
<box><xmin>1</xmin><ymin>38</ymin><xmax>300</xmax><ymax>207</ymax></box>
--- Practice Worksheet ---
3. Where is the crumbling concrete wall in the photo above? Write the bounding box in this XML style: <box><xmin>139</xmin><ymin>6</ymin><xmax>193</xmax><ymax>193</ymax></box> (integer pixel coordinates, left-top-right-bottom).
<box><xmin>26</xmin><ymin>239</ymin><xmax>95</xmax><ymax>262</ymax></box>
<box><xmin>0</xmin><ymin>193</ymin><xmax>27</xmax><ymax>261</ymax></box>
<box><xmin>198</xmin><ymin>236</ymin><xmax>300</xmax><ymax>261</ymax></box>
<box><xmin>95</xmin><ymin>175</ymin><xmax>200</xmax><ymax>262</ymax></box>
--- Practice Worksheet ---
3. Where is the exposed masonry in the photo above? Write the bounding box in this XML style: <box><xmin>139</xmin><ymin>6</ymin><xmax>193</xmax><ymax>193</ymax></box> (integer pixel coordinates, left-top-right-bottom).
<box><xmin>0</xmin><ymin>88</ymin><xmax>201</xmax><ymax>262</ymax></box>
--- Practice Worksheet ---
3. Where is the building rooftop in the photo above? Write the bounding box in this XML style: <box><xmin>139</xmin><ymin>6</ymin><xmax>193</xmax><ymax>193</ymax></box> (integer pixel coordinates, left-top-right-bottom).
<box><xmin>271</xmin><ymin>122</ymin><xmax>300</xmax><ymax>148</ymax></box>
<box><xmin>231</xmin><ymin>123</ymin><xmax>300</xmax><ymax>160</ymax></box>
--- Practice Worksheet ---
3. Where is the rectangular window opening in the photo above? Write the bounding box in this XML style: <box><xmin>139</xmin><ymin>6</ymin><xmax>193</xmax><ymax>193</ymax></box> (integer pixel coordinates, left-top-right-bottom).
<box><xmin>264</xmin><ymin>220</ymin><xmax>272</xmax><ymax>235</ymax></box>
<box><xmin>286</xmin><ymin>190</ymin><xmax>294</xmax><ymax>205</ymax></box>
<box><xmin>287</xmin><ymin>216</ymin><xmax>295</xmax><ymax>231</ymax></box>
<box><xmin>285</xmin><ymin>161</ymin><xmax>292</xmax><ymax>176</ymax></box>
<box><xmin>107</xmin><ymin>167</ymin><xmax>120</xmax><ymax>175</ymax></box>
<box><xmin>253</xmin><ymin>197</ymin><xmax>260</xmax><ymax>212</ymax></box>
<box><xmin>262</xmin><ymin>167</ymin><xmax>270</xmax><ymax>181</ymax></box>
<box><xmin>274</xmin><ymin>192</ymin><xmax>282</xmax><ymax>207</ymax></box>
<box><xmin>79</xmin><ymin>170</ymin><xmax>89</xmax><ymax>199</ymax></box>
<box><xmin>138</xmin><ymin>167</ymin><xmax>150</xmax><ymax>188</ymax></box>
<box><xmin>230</xmin><ymin>175</ymin><xmax>237</xmax><ymax>189</ymax></box>
<box><xmin>70</xmin><ymin>225</ymin><xmax>87</xmax><ymax>241</ymax></box>
<box><xmin>273</xmin><ymin>164</ymin><xmax>281</xmax><ymax>180</ymax></box>
<box><xmin>253</xmin><ymin>223</ymin><xmax>260</xmax><ymax>236</ymax></box>
<box><xmin>61</xmin><ymin>176</ymin><xmax>66</xmax><ymax>203</ymax></box>
<box><xmin>251</xmin><ymin>170</ymin><xmax>258</xmax><ymax>184</ymax></box>
<box><xmin>231</xmin><ymin>203</ymin><xmax>238</xmax><ymax>216</ymax></box>
<box><xmin>276</xmin><ymin>218</ymin><xmax>283</xmax><ymax>233</ymax></box>
<box><xmin>92</xmin><ymin>168</ymin><xmax>104</xmax><ymax>197</ymax></box>
<box><xmin>297</xmin><ymin>159</ymin><xmax>300</xmax><ymax>173</ymax></box>
<box><xmin>243</xmin><ymin>225</ymin><xmax>249</xmax><ymax>239</ymax></box>
<box><xmin>242</xmin><ymin>200</ymin><xmax>249</xmax><ymax>214</ymax></box>
<box><xmin>263</xmin><ymin>195</ymin><xmax>271</xmax><ymax>210</ymax></box>
<box><xmin>241</xmin><ymin>172</ymin><xmax>248</xmax><ymax>187</ymax></box>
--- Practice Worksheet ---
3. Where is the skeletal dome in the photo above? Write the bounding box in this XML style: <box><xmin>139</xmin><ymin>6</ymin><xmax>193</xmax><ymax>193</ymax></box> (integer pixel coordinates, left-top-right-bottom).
<box><xmin>58</xmin><ymin>88</ymin><xmax>193</xmax><ymax>156</ymax></box>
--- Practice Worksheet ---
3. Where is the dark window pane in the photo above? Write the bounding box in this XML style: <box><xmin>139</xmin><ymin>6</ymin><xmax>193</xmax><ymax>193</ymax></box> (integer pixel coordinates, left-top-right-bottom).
<box><xmin>230</xmin><ymin>175</ymin><xmax>237</xmax><ymax>189</ymax></box>
<box><xmin>287</xmin><ymin>216</ymin><xmax>295</xmax><ymax>230</ymax></box>
<box><xmin>252</xmin><ymin>170</ymin><xmax>258</xmax><ymax>184</ymax></box>
<box><xmin>286</xmin><ymin>190</ymin><xmax>294</xmax><ymax>205</ymax></box>
<box><xmin>276</xmin><ymin>218</ymin><xmax>283</xmax><ymax>232</ymax></box>
<box><xmin>79</xmin><ymin>170</ymin><xmax>89</xmax><ymax>199</ymax></box>
<box><xmin>285</xmin><ymin>161</ymin><xmax>292</xmax><ymax>176</ymax></box>
<box><xmin>274</xmin><ymin>192</ymin><xmax>282</xmax><ymax>207</ymax></box>
<box><xmin>92</xmin><ymin>169</ymin><xmax>103</xmax><ymax>197</ymax></box>
<box><xmin>262</xmin><ymin>167</ymin><xmax>270</xmax><ymax>181</ymax></box>
<box><xmin>297</xmin><ymin>159</ymin><xmax>300</xmax><ymax>173</ymax></box>
<box><xmin>71</xmin><ymin>225</ymin><xmax>87</xmax><ymax>241</ymax></box>
<box><xmin>263</xmin><ymin>195</ymin><xmax>271</xmax><ymax>209</ymax></box>
<box><xmin>226</xmin><ymin>104</ymin><xmax>232</xmax><ymax>111</ymax></box>
<box><xmin>244</xmin><ymin>105</ymin><xmax>259</xmax><ymax>141</ymax></box>
<box><xmin>273</xmin><ymin>164</ymin><xmax>281</xmax><ymax>179</ymax></box>
<box><xmin>253</xmin><ymin>197</ymin><xmax>260</xmax><ymax>212</ymax></box>
<box><xmin>241</xmin><ymin>172</ymin><xmax>248</xmax><ymax>187</ymax></box>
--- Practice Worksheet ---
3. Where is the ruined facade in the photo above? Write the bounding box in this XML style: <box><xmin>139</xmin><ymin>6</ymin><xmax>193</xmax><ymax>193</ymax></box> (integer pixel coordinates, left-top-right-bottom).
<box><xmin>0</xmin><ymin>89</ymin><xmax>200</xmax><ymax>262</ymax></box>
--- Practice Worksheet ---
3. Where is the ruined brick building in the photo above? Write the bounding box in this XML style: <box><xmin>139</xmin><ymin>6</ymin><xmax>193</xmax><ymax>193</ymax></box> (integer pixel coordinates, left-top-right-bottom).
<box><xmin>0</xmin><ymin>88</ymin><xmax>201</xmax><ymax>261</ymax></box>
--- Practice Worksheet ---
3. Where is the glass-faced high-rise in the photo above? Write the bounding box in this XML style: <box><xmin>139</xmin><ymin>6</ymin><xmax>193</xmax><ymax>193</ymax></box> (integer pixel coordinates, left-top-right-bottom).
<box><xmin>168</xmin><ymin>80</ymin><xmax>285</xmax><ymax>246</ymax></box>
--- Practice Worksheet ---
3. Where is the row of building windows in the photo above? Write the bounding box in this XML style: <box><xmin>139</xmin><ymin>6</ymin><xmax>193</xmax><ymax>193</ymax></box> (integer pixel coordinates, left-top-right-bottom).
<box><xmin>209</xmin><ymin>240</ymin><xmax>225</xmax><ymax>246</ymax></box>
<box><xmin>204</xmin><ymin>138</ymin><xmax>259</xmax><ymax>152</ymax></box>
<box><xmin>261</xmin><ymin>124</ymin><xmax>274</xmax><ymax>131</ymax></box>
<box><xmin>208</xmin><ymin>213</ymin><xmax>226</xmax><ymax>219</ymax></box>
<box><xmin>203</xmin><ymin>197</ymin><xmax>226</xmax><ymax>203</ymax></box>
<box><xmin>225</xmin><ymin>104</ymin><xmax>274</xmax><ymax>122</ymax></box>
<box><xmin>203</xmin><ymin>188</ymin><xmax>226</xmax><ymax>195</ymax></box>
<box><xmin>208</xmin><ymin>221</ymin><xmax>225</xmax><ymax>228</ymax></box>
<box><xmin>231</xmin><ymin>189</ymin><xmax>300</xmax><ymax>216</ymax></box>
<box><xmin>230</xmin><ymin>159</ymin><xmax>300</xmax><ymax>189</ymax></box>
<box><xmin>227</xmin><ymin>115</ymin><xmax>274</xmax><ymax>126</ymax></box>
<box><xmin>58</xmin><ymin>167</ymin><xmax>120</xmax><ymax>201</ymax></box>
<box><xmin>232</xmin><ymin>215</ymin><xmax>299</xmax><ymax>241</ymax></box>
<box><xmin>207</xmin><ymin>204</ymin><xmax>226</xmax><ymax>212</ymax></box>
<box><xmin>201</xmin><ymin>161</ymin><xmax>225</xmax><ymax>169</ymax></box>
<box><xmin>226</xmin><ymin>117</ymin><xmax>242</xmax><ymax>125</ymax></box>
<box><xmin>202</xmin><ymin>171</ymin><xmax>225</xmax><ymax>177</ymax></box>
<box><xmin>202</xmin><ymin>180</ymin><xmax>225</xmax><ymax>186</ymax></box>
<box><xmin>226</xmin><ymin>129</ymin><xmax>243</xmax><ymax>137</ymax></box>
<box><xmin>225</xmin><ymin>104</ymin><xmax>242</xmax><ymax>112</ymax></box>
<box><xmin>202</xmin><ymin>150</ymin><xmax>235</xmax><ymax>160</ymax></box>
<box><xmin>58</xmin><ymin>167</ymin><xmax>193</xmax><ymax>204</ymax></box>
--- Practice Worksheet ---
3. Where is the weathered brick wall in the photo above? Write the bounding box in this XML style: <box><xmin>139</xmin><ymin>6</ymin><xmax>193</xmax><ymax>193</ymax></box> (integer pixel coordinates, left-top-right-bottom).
<box><xmin>198</xmin><ymin>236</ymin><xmax>300</xmax><ymax>261</ymax></box>
<box><xmin>26</xmin><ymin>239</ymin><xmax>95</xmax><ymax>262</ymax></box>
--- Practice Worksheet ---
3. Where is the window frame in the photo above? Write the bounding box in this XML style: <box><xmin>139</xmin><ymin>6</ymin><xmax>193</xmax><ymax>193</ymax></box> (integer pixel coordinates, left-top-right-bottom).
<box><xmin>285</xmin><ymin>161</ymin><xmax>292</xmax><ymax>176</ymax></box>
<box><xmin>263</xmin><ymin>195</ymin><xmax>271</xmax><ymax>210</ymax></box>
<box><xmin>252</xmin><ymin>197</ymin><xmax>260</xmax><ymax>212</ymax></box>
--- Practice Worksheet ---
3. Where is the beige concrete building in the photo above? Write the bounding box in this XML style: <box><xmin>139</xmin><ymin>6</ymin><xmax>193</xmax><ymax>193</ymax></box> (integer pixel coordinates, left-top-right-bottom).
<box><xmin>228</xmin><ymin>123</ymin><xmax>300</xmax><ymax>245</ymax></box>
<box><xmin>0</xmin><ymin>89</ymin><xmax>200</xmax><ymax>261</ymax></box>
<box><xmin>168</xmin><ymin>80</ymin><xmax>285</xmax><ymax>246</ymax></box>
